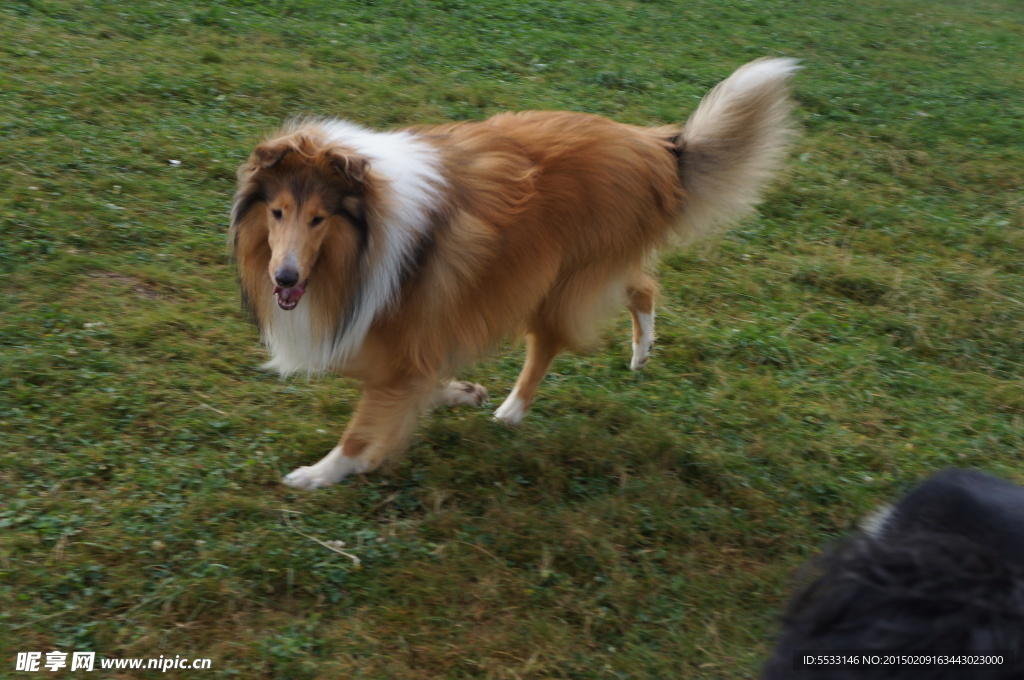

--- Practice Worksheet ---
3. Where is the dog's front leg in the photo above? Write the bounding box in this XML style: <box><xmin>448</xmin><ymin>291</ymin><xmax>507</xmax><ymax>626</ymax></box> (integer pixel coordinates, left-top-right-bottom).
<box><xmin>282</xmin><ymin>375</ymin><xmax>435</xmax><ymax>490</ymax></box>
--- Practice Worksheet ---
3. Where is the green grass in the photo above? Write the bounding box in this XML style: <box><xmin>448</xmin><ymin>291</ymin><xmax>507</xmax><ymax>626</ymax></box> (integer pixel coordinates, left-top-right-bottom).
<box><xmin>2</xmin><ymin>0</ymin><xmax>1023</xmax><ymax>677</ymax></box>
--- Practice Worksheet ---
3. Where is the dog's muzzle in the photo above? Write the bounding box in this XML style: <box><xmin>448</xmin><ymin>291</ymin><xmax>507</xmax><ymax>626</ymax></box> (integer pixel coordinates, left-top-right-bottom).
<box><xmin>274</xmin><ymin>282</ymin><xmax>307</xmax><ymax>311</ymax></box>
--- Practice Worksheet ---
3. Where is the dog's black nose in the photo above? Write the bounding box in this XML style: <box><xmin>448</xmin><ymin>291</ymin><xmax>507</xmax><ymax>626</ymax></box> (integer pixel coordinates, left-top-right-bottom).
<box><xmin>274</xmin><ymin>267</ymin><xmax>300</xmax><ymax>288</ymax></box>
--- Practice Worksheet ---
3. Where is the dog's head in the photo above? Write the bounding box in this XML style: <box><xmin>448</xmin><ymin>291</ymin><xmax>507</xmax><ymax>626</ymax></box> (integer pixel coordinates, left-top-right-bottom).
<box><xmin>231</xmin><ymin>128</ymin><xmax>371</xmax><ymax>312</ymax></box>
<box><xmin>762</xmin><ymin>469</ymin><xmax>1024</xmax><ymax>680</ymax></box>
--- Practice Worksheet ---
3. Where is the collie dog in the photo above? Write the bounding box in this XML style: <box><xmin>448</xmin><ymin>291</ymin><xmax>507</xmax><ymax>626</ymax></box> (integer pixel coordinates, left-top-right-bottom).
<box><xmin>231</xmin><ymin>58</ymin><xmax>799</xmax><ymax>489</ymax></box>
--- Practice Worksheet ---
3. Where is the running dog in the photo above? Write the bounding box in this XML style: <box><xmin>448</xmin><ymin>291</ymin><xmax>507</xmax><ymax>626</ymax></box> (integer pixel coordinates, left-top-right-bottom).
<box><xmin>230</xmin><ymin>57</ymin><xmax>799</xmax><ymax>489</ymax></box>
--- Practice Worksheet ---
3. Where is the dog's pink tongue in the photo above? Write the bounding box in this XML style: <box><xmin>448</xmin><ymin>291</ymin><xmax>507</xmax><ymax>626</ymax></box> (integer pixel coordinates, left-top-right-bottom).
<box><xmin>274</xmin><ymin>283</ymin><xmax>307</xmax><ymax>310</ymax></box>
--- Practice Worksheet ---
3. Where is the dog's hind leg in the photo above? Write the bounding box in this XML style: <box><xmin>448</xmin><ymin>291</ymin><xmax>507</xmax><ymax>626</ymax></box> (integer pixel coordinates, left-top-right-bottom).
<box><xmin>282</xmin><ymin>375</ymin><xmax>435</xmax><ymax>490</ymax></box>
<box><xmin>627</xmin><ymin>276</ymin><xmax>657</xmax><ymax>371</ymax></box>
<box><xmin>432</xmin><ymin>380</ymin><xmax>489</xmax><ymax>408</ymax></box>
<box><xmin>494</xmin><ymin>331</ymin><xmax>561</xmax><ymax>426</ymax></box>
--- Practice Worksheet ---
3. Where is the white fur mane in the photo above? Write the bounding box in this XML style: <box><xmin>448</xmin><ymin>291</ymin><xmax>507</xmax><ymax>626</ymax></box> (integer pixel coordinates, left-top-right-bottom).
<box><xmin>261</xmin><ymin>119</ymin><xmax>446</xmax><ymax>376</ymax></box>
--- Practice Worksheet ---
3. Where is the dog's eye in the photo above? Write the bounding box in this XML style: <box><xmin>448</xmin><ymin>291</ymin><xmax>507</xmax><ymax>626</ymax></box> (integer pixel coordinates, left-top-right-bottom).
<box><xmin>271</xmin><ymin>209</ymin><xmax>283</xmax><ymax>220</ymax></box>
<box><xmin>310</xmin><ymin>216</ymin><xmax>324</xmax><ymax>227</ymax></box>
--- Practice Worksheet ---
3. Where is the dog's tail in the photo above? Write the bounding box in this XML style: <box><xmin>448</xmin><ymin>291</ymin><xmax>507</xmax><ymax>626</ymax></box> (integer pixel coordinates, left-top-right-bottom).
<box><xmin>672</xmin><ymin>57</ymin><xmax>799</xmax><ymax>243</ymax></box>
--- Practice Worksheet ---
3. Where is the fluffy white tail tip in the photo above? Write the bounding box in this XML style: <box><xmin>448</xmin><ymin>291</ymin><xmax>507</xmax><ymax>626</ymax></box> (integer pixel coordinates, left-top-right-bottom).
<box><xmin>726</xmin><ymin>57</ymin><xmax>802</xmax><ymax>91</ymax></box>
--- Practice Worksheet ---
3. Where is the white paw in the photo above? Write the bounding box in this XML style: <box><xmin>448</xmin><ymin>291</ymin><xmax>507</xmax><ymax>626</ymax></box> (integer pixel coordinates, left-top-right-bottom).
<box><xmin>630</xmin><ymin>340</ymin><xmax>653</xmax><ymax>371</ymax></box>
<box><xmin>282</xmin><ymin>446</ymin><xmax>364</xmax><ymax>490</ymax></box>
<box><xmin>437</xmin><ymin>381</ymin><xmax>490</xmax><ymax>407</ymax></box>
<box><xmin>493</xmin><ymin>389</ymin><xmax>528</xmax><ymax>426</ymax></box>
<box><xmin>630</xmin><ymin>311</ymin><xmax>655</xmax><ymax>371</ymax></box>
<box><xmin>282</xmin><ymin>466</ymin><xmax>338</xmax><ymax>490</ymax></box>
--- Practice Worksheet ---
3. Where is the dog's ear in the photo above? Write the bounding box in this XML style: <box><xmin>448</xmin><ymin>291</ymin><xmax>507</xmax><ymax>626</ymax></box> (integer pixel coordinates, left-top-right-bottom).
<box><xmin>231</xmin><ymin>180</ymin><xmax>264</xmax><ymax>228</ymax></box>
<box><xmin>253</xmin><ymin>140</ymin><xmax>293</xmax><ymax>169</ymax></box>
<box><xmin>327</xmin><ymin>149</ymin><xmax>369</xmax><ymax>185</ymax></box>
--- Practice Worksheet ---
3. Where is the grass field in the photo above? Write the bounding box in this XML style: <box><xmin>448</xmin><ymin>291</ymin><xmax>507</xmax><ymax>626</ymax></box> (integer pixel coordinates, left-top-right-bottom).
<box><xmin>2</xmin><ymin>0</ymin><xmax>1023</xmax><ymax>677</ymax></box>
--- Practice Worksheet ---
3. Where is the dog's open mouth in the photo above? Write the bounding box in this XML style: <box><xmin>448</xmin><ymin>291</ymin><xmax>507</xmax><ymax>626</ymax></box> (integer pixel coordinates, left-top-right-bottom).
<box><xmin>274</xmin><ymin>282</ymin><xmax>307</xmax><ymax>311</ymax></box>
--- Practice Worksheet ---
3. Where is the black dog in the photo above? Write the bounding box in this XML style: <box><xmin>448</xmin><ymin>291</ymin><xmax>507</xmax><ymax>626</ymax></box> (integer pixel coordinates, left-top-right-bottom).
<box><xmin>762</xmin><ymin>468</ymin><xmax>1024</xmax><ymax>679</ymax></box>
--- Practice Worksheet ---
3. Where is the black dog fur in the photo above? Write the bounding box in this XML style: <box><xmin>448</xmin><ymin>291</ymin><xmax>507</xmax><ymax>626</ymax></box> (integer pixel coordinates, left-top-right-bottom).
<box><xmin>762</xmin><ymin>469</ymin><xmax>1024</xmax><ymax>679</ymax></box>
